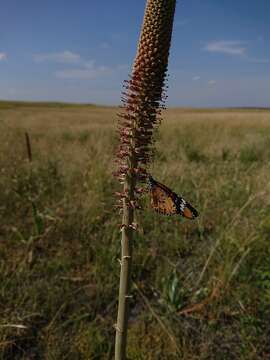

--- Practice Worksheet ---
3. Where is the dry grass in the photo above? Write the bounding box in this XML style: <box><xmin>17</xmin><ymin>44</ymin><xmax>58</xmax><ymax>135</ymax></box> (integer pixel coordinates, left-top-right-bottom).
<box><xmin>0</xmin><ymin>102</ymin><xmax>270</xmax><ymax>359</ymax></box>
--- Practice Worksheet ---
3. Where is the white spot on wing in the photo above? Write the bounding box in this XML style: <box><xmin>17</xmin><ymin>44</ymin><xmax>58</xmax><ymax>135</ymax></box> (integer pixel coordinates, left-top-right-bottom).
<box><xmin>179</xmin><ymin>198</ymin><xmax>186</xmax><ymax>212</ymax></box>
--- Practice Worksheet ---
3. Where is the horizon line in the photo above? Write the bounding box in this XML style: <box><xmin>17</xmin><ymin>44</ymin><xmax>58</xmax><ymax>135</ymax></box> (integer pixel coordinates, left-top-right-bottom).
<box><xmin>0</xmin><ymin>99</ymin><xmax>269</xmax><ymax>111</ymax></box>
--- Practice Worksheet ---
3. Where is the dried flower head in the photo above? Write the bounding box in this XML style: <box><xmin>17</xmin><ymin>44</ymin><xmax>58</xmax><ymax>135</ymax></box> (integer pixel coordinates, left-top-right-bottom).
<box><xmin>114</xmin><ymin>0</ymin><xmax>176</xmax><ymax>207</ymax></box>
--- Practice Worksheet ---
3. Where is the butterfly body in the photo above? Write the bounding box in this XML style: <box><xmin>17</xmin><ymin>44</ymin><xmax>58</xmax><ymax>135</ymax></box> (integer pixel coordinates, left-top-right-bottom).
<box><xmin>148</xmin><ymin>175</ymin><xmax>198</xmax><ymax>220</ymax></box>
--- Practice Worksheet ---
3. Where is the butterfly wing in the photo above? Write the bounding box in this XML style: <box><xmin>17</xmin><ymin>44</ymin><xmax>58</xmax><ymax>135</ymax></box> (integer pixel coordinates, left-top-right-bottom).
<box><xmin>149</xmin><ymin>177</ymin><xmax>178</xmax><ymax>216</ymax></box>
<box><xmin>176</xmin><ymin>197</ymin><xmax>199</xmax><ymax>219</ymax></box>
<box><xmin>149</xmin><ymin>175</ymin><xmax>199</xmax><ymax>219</ymax></box>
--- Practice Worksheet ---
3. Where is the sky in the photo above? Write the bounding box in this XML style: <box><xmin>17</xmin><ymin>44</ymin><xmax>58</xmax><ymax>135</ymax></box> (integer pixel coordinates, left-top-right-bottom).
<box><xmin>0</xmin><ymin>0</ymin><xmax>270</xmax><ymax>107</ymax></box>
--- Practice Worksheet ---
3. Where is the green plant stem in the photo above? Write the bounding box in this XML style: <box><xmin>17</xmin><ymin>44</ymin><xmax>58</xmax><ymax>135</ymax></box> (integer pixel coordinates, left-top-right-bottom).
<box><xmin>115</xmin><ymin>174</ymin><xmax>135</xmax><ymax>360</ymax></box>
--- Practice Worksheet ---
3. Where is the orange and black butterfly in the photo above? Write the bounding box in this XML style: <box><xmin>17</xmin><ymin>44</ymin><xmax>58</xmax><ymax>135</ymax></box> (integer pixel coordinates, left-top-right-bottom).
<box><xmin>148</xmin><ymin>175</ymin><xmax>198</xmax><ymax>220</ymax></box>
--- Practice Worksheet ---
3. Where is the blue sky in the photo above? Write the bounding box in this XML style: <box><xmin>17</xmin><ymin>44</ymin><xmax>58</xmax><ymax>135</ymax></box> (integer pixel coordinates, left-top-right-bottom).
<box><xmin>0</xmin><ymin>0</ymin><xmax>270</xmax><ymax>107</ymax></box>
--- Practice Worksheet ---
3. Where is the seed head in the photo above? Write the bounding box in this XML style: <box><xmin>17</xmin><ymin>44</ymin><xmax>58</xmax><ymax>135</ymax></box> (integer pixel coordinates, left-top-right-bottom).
<box><xmin>115</xmin><ymin>0</ymin><xmax>176</xmax><ymax>203</ymax></box>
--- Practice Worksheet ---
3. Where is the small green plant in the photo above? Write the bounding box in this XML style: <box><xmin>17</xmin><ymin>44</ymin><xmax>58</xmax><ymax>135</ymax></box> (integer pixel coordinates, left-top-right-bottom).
<box><xmin>31</xmin><ymin>200</ymin><xmax>44</xmax><ymax>236</ymax></box>
<box><xmin>78</xmin><ymin>130</ymin><xmax>90</xmax><ymax>143</ymax></box>
<box><xmin>260</xmin><ymin>215</ymin><xmax>270</xmax><ymax>237</ymax></box>
<box><xmin>161</xmin><ymin>271</ymin><xmax>188</xmax><ymax>312</ymax></box>
<box><xmin>221</xmin><ymin>148</ymin><xmax>231</xmax><ymax>161</ymax></box>
<box><xmin>61</xmin><ymin>132</ymin><xmax>76</xmax><ymax>142</ymax></box>
<box><xmin>239</xmin><ymin>145</ymin><xmax>261</xmax><ymax>164</ymax></box>
<box><xmin>184</xmin><ymin>144</ymin><xmax>207</xmax><ymax>162</ymax></box>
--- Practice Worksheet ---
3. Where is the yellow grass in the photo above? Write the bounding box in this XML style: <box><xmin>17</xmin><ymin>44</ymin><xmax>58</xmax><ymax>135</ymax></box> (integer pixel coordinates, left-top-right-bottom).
<box><xmin>0</xmin><ymin>102</ymin><xmax>270</xmax><ymax>359</ymax></box>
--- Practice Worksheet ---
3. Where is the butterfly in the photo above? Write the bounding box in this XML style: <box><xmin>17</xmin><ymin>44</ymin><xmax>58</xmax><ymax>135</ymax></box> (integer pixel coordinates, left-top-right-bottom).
<box><xmin>148</xmin><ymin>175</ymin><xmax>199</xmax><ymax>219</ymax></box>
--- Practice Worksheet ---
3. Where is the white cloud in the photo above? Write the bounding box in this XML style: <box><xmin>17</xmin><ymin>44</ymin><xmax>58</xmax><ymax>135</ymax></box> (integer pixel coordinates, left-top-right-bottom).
<box><xmin>203</xmin><ymin>41</ymin><xmax>247</xmax><ymax>55</ymax></box>
<box><xmin>0</xmin><ymin>52</ymin><xmax>7</xmax><ymax>61</ymax></box>
<box><xmin>55</xmin><ymin>61</ymin><xmax>111</xmax><ymax>80</ymax></box>
<box><xmin>208</xmin><ymin>80</ymin><xmax>216</xmax><ymax>86</ymax></box>
<box><xmin>34</xmin><ymin>50</ymin><xmax>126</xmax><ymax>81</ymax></box>
<box><xmin>33</xmin><ymin>50</ymin><xmax>81</xmax><ymax>64</ymax></box>
<box><xmin>192</xmin><ymin>76</ymin><xmax>200</xmax><ymax>81</ymax></box>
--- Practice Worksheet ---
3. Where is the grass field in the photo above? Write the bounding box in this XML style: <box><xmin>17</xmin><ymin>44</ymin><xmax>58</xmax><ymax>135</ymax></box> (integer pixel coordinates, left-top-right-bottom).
<box><xmin>0</xmin><ymin>101</ymin><xmax>270</xmax><ymax>359</ymax></box>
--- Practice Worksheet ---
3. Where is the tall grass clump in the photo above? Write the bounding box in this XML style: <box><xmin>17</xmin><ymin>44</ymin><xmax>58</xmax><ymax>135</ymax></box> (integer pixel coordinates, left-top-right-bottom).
<box><xmin>114</xmin><ymin>0</ymin><xmax>176</xmax><ymax>358</ymax></box>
